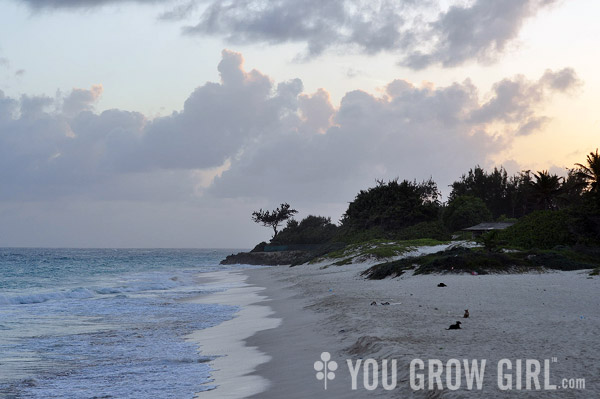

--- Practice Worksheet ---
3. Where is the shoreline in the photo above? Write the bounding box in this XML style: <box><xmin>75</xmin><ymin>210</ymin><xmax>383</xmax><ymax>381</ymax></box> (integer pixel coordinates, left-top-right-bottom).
<box><xmin>185</xmin><ymin>270</ymin><xmax>280</xmax><ymax>398</ymax></box>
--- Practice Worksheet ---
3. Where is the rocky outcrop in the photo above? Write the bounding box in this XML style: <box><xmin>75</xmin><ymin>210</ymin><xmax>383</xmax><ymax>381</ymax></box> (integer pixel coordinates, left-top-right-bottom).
<box><xmin>220</xmin><ymin>250</ymin><xmax>309</xmax><ymax>266</ymax></box>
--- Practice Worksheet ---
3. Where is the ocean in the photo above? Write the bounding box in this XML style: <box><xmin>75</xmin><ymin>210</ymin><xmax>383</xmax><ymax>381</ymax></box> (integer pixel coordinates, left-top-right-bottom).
<box><xmin>0</xmin><ymin>248</ymin><xmax>245</xmax><ymax>398</ymax></box>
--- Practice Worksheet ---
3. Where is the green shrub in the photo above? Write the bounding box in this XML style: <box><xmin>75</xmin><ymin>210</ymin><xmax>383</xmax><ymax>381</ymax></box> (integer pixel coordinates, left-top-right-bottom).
<box><xmin>497</xmin><ymin>210</ymin><xmax>575</xmax><ymax>249</ymax></box>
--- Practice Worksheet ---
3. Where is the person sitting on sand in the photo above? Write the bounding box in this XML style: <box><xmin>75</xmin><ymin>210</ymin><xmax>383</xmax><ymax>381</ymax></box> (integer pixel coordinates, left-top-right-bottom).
<box><xmin>464</xmin><ymin>309</ymin><xmax>469</xmax><ymax>318</ymax></box>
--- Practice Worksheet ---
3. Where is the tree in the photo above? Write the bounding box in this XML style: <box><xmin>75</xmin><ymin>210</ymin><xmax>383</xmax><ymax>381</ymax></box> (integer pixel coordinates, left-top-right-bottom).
<box><xmin>509</xmin><ymin>170</ymin><xmax>535</xmax><ymax>218</ymax></box>
<box><xmin>252</xmin><ymin>203</ymin><xmax>298</xmax><ymax>239</ymax></box>
<box><xmin>443</xmin><ymin>195</ymin><xmax>492</xmax><ymax>232</ymax></box>
<box><xmin>341</xmin><ymin>178</ymin><xmax>441</xmax><ymax>232</ymax></box>
<box><xmin>272</xmin><ymin>215</ymin><xmax>338</xmax><ymax>245</ymax></box>
<box><xmin>575</xmin><ymin>148</ymin><xmax>600</xmax><ymax>194</ymax></box>
<box><xmin>558</xmin><ymin>168</ymin><xmax>587</xmax><ymax>207</ymax></box>
<box><xmin>448</xmin><ymin>166</ymin><xmax>514</xmax><ymax>218</ymax></box>
<box><xmin>530</xmin><ymin>170</ymin><xmax>563</xmax><ymax>210</ymax></box>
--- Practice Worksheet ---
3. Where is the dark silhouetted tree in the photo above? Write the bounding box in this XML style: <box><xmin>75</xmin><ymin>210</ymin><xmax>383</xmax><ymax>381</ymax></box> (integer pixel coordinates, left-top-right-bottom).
<box><xmin>530</xmin><ymin>170</ymin><xmax>563</xmax><ymax>210</ymax></box>
<box><xmin>272</xmin><ymin>215</ymin><xmax>338</xmax><ymax>245</ymax></box>
<box><xmin>252</xmin><ymin>203</ymin><xmax>298</xmax><ymax>239</ymax></box>
<box><xmin>448</xmin><ymin>166</ymin><xmax>513</xmax><ymax>218</ymax></box>
<box><xmin>443</xmin><ymin>195</ymin><xmax>492</xmax><ymax>232</ymax></box>
<box><xmin>575</xmin><ymin>148</ymin><xmax>600</xmax><ymax>194</ymax></box>
<box><xmin>342</xmin><ymin>178</ymin><xmax>440</xmax><ymax>232</ymax></box>
<box><xmin>558</xmin><ymin>168</ymin><xmax>587</xmax><ymax>207</ymax></box>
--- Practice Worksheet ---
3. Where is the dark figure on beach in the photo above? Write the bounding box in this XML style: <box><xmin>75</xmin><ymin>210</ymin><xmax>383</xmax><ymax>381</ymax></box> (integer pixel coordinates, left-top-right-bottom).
<box><xmin>447</xmin><ymin>321</ymin><xmax>462</xmax><ymax>330</ymax></box>
<box><xmin>370</xmin><ymin>301</ymin><xmax>377</xmax><ymax>306</ymax></box>
<box><xmin>381</xmin><ymin>302</ymin><xmax>390</xmax><ymax>305</ymax></box>
<box><xmin>464</xmin><ymin>309</ymin><xmax>469</xmax><ymax>318</ymax></box>
<box><xmin>438</xmin><ymin>283</ymin><xmax>447</xmax><ymax>287</ymax></box>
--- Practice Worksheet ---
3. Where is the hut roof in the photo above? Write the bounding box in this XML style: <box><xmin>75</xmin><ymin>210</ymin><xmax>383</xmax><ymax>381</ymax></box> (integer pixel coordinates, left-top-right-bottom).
<box><xmin>462</xmin><ymin>222</ymin><xmax>515</xmax><ymax>231</ymax></box>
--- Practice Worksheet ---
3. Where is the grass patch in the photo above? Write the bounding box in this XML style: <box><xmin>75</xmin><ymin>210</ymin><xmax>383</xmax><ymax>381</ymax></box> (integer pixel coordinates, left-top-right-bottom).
<box><xmin>362</xmin><ymin>246</ymin><xmax>600</xmax><ymax>279</ymax></box>
<box><xmin>311</xmin><ymin>238</ymin><xmax>450</xmax><ymax>265</ymax></box>
<box><xmin>333</xmin><ymin>257</ymin><xmax>354</xmax><ymax>266</ymax></box>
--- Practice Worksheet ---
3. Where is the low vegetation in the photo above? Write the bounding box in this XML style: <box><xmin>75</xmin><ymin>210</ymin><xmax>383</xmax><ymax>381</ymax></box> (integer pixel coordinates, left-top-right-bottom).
<box><xmin>310</xmin><ymin>238</ymin><xmax>449</xmax><ymax>266</ymax></box>
<box><xmin>362</xmin><ymin>246</ymin><xmax>600</xmax><ymax>279</ymax></box>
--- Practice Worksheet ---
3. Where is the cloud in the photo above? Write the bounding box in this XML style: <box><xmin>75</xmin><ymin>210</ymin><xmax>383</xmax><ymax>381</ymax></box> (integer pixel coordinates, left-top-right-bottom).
<box><xmin>516</xmin><ymin>116</ymin><xmax>550</xmax><ymax>136</ymax></box>
<box><xmin>14</xmin><ymin>0</ymin><xmax>560</xmax><ymax>69</ymax></box>
<box><xmin>208</xmin><ymin>65</ymin><xmax>579</xmax><ymax>201</ymax></box>
<box><xmin>403</xmin><ymin>0</ymin><xmax>560</xmax><ymax>68</ymax></box>
<box><xmin>62</xmin><ymin>84</ymin><xmax>103</xmax><ymax>117</ymax></box>
<box><xmin>183</xmin><ymin>0</ymin><xmax>558</xmax><ymax>68</ymax></box>
<box><xmin>0</xmin><ymin>51</ymin><xmax>579</xmax><ymax>205</ymax></box>
<box><xmin>209</xmin><ymin>68</ymin><xmax>577</xmax><ymax>201</ymax></box>
<box><xmin>17</xmin><ymin>0</ymin><xmax>164</xmax><ymax>9</ymax></box>
<box><xmin>540</xmin><ymin>67</ymin><xmax>581</xmax><ymax>92</ymax></box>
<box><xmin>138</xmin><ymin>49</ymin><xmax>277</xmax><ymax>170</ymax></box>
<box><xmin>158</xmin><ymin>0</ymin><xmax>197</xmax><ymax>21</ymax></box>
<box><xmin>469</xmin><ymin>68</ymin><xmax>580</xmax><ymax>134</ymax></box>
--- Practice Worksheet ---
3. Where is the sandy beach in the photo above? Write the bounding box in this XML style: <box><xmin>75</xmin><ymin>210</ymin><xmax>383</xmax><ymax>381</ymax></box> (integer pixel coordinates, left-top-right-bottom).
<box><xmin>196</xmin><ymin>256</ymin><xmax>599</xmax><ymax>398</ymax></box>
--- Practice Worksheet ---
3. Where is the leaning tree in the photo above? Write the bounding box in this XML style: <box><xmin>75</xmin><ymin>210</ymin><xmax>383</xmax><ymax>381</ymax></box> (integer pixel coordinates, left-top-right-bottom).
<box><xmin>251</xmin><ymin>203</ymin><xmax>298</xmax><ymax>239</ymax></box>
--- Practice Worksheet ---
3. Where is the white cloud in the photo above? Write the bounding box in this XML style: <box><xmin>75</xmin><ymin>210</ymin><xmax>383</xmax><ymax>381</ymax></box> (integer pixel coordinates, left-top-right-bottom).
<box><xmin>0</xmin><ymin>51</ymin><xmax>579</xmax><ymax>206</ymax></box>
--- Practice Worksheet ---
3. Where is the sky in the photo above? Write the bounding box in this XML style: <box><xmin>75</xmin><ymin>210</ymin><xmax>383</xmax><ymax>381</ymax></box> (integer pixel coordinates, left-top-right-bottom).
<box><xmin>0</xmin><ymin>0</ymin><xmax>598</xmax><ymax>248</ymax></box>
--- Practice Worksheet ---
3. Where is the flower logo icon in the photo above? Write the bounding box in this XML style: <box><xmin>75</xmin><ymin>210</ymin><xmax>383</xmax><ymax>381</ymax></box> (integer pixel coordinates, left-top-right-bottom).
<box><xmin>314</xmin><ymin>352</ymin><xmax>338</xmax><ymax>390</ymax></box>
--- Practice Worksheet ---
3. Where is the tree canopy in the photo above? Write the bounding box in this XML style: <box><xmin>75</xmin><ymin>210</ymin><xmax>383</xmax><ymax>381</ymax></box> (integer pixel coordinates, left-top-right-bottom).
<box><xmin>251</xmin><ymin>203</ymin><xmax>298</xmax><ymax>238</ymax></box>
<box><xmin>443</xmin><ymin>195</ymin><xmax>492</xmax><ymax>232</ymax></box>
<box><xmin>576</xmin><ymin>148</ymin><xmax>600</xmax><ymax>194</ymax></box>
<box><xmin>272</xmin><ymin>215</ymin><xmax>338</xmax><ymax>245</ymax></box>
<box><xmin>341</xmin><ymin>178</ymin><xmax>441</xmax><ymax>233</ymax></box>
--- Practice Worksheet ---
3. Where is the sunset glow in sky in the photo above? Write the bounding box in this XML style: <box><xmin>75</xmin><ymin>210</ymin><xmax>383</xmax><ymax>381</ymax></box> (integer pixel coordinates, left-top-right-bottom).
<box><xmin>0</xmin><ymin>0</ymin><xmax>598</xmax><ymax>247</ymax></box>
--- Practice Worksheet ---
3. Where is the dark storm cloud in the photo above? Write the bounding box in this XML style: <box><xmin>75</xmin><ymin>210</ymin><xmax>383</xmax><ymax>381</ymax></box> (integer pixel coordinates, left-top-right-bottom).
<box><xmin>0</xmin><ymin>51</ymin><xmax>579</xmax><ymax>203</ymax></box>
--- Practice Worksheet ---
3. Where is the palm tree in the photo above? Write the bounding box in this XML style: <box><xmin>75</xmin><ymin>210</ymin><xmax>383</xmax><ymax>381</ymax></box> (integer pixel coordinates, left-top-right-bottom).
<box><xmin>575</xmin><ymin>149</ymin><xmax>600</xmax><ymax>193</ymax></box>
<box><xmin>530</xmin><ymin>170</ymin><xmax>563</xmax><ymax>210</ymax></box>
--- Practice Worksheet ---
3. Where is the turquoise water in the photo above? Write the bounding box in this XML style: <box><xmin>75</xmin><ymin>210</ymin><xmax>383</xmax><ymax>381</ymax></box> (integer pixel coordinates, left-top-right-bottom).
<box><xmin>0</xmin><ymin>248</ymin><xmax>244</xmax><ymax>398</ymax></box>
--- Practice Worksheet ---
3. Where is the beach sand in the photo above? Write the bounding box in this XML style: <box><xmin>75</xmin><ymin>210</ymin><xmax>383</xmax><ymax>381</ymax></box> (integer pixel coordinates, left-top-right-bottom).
<box><xmin>197</xmin><ymin>260</ymin><xmax>599</xmax><ymax>398</ymax></box>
